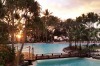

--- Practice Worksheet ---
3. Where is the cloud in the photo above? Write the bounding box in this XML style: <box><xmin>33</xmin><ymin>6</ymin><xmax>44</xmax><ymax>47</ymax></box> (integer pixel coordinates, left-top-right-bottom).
<box><xmin>37</xmin><ymin>0</ymin><xmax>100</xmax><ymax>20</ymax></box>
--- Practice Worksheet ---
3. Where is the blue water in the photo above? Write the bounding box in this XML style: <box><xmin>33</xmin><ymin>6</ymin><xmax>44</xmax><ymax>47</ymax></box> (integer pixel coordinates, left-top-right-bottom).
<box><xmin>36</xmin><ymin>58</ymin><xmax>100</xmax><ymax>66</ymax></box>
<box><xmin>15</xmin><ymin>43</ymin><xmax>100</xmax><ymax>66</ymax></box>
<box><xmin>15</xmin><ymin>43</ymin><xmax>69</xmax><ymax>54</ymax></box>
<box><xmin>15</xmin><ymin>42</ymin><xmax>99</xmax><ymax>54</ymax></box>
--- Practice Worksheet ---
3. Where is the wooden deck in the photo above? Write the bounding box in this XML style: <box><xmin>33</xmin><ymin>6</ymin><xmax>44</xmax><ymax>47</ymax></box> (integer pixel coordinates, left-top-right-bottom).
<box><xmin>35</xmin><ymin>53</ymin><xmax>69</xmax><ymax>60</ymax></box>
<box><xmin>24</xmin><ymin>53</ymin><xmax>88</xmax><ymax>61</ymax></box>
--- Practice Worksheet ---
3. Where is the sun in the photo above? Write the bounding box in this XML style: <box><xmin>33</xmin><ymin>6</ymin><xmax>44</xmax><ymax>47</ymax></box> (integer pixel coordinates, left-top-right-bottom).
<box><xmin>16</xmin><ymin>34</ymin><xmax>22</xmax><ymax>39</ymax></box>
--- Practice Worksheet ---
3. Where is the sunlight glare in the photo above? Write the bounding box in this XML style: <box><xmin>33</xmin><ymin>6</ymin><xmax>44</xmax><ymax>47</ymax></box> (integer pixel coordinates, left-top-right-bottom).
<box><xmin>16</xmin><ymin>34</ymin><xmax>21</xmax><ymax>39</ymax></box>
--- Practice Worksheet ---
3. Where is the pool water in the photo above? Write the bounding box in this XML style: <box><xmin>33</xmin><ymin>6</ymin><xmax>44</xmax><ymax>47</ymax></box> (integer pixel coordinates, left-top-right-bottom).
<box><xmin>15</xmin><ymin>42</ymin><xmax>99</xmax><ymax>54</ymax></box>
<box><xmin>15</xmin><ymin>43</ymin><xmax>69</xmax><ymax>54</ymax></box>
<box><xmin>15</xmin><ymin>43</ymin><xmax>100</xmax><ymax>66</ymax></box>
<box><xmin>35</xmin><ymin>58</ymin><xmax>100</xmax><ymax>66</ymax></box>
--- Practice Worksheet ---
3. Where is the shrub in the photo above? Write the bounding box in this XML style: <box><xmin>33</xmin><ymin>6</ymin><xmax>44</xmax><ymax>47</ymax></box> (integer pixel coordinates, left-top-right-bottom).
<box><xmin>0</xmin><ymin>44</ymin><xmax>15</xmax><ymax>65</ymax></box>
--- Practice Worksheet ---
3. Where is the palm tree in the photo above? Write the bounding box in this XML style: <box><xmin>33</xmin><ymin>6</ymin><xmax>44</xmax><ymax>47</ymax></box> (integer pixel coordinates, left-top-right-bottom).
<box><xmin>64</xmin><ymin>18</ymin><xmax>75</xmax><ymax>48</ymax></box>
<box><xmin>82</xmin><ymin>12</ymin><xmax>99</xmax><ymax>47</ymax></box>
<box><xmin>43</xmin><ymin>9</ymin><xmax>52</xmax><ymax>42</ymax></box>
<box><xmin>41</xmin><ymin>15</ymin><xmax>60</xmax><ymax>42</ymax></box>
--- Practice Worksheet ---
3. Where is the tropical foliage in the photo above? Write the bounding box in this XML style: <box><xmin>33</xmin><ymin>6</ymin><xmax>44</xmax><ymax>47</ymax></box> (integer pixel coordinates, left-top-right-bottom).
<box><xmin>0</xmin><ymin>44</ymin><xmax>15</xmax><ymax>66</ymax></box>
<box><xmin>0</xmin><ymin>0</ymin><xmax>100</xmax><ymax>65</ymax></box>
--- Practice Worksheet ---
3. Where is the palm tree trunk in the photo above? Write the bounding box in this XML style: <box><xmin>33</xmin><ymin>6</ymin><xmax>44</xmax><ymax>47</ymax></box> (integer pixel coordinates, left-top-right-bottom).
<box><xmin>75</xmin><ymin>40</ymin><xmax>77</xmax><ymax>49</ymax></box>
<box><xmin>11</xmin><ymin>10</ymin><xmax>14</xmax><ymax>48</ymax></box>
<box><xmin>45</xmin><ymin>21</ymin><xmax>47</xmax><ymax>42</ymax></box>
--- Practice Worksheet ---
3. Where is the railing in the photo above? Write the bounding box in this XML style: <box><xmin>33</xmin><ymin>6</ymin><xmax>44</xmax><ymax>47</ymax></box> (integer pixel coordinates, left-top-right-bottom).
<box><xmin>24</xmin><ymin>53</ymin><xmax>88</xmax><ymax>61</ymax></box>
<box><xmin>35</xmin><ymin>53</ymin><xmax>69</xmax><ymax>60</ymax></box>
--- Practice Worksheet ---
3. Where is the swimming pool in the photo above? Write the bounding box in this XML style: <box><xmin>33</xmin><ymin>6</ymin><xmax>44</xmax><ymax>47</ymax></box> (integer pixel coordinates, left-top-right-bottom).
<box><xmin>33</xmin><ymin>58</ymin><xmax>100</xmax><ymax>66</ymax></box>
<box><xmin>15</xmin><ymin>43</ymin><xmax>69</xmax><ymax>54</ymax></box>
<box><xmin>15</xmin><ymin>42</ymin><xmax>99</xmax><ymax>54</ymax></box>
<box><xmin>15</xmin><ymin>43</ymin><xmax>100</xmax><ymax>66</ymax></box>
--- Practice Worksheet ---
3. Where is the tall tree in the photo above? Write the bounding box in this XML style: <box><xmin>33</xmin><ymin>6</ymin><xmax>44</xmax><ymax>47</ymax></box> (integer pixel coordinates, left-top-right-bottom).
<box><xmin>2</xmin><ymin>0</ymin><xmax>41</xmax><ymax>65</ymax></box>
<box><xmin>82</xmin><ymin>12</ymin><xmax>99</xmax><ymax>46</ymax></box>
<box><xmin>43</xmin><ymin>9</ymin><xmax>52</xmax><ymax>42</ymax></box>
<box><xmin>0</xmin><ymin>0</ymin><xmax>8</xmax><ymax>44</ymax></box>
<box><xmin>0</xmin><ymin>21</ymin><xmax>9</xmax><ymax>44</ymax></box>
<box><xmin>64</xmin><ymin>18</ymin><xmax>75</xmax><ymax>47</ymax></box>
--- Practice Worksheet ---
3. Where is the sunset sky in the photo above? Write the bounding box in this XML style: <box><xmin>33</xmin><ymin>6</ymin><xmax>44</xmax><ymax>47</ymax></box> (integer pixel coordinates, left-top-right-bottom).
<box><xmin>37</xmin><ymin>0</ymin><xmax>100</xmax><ymax>20</ymax></box>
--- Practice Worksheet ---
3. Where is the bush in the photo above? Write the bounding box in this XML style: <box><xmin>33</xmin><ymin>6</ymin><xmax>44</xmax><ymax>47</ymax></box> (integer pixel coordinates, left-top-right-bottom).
<box><xmin>0</xmin><ymin>44</ymin><xmax>15</xmax><ymax>65</ymax></box>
